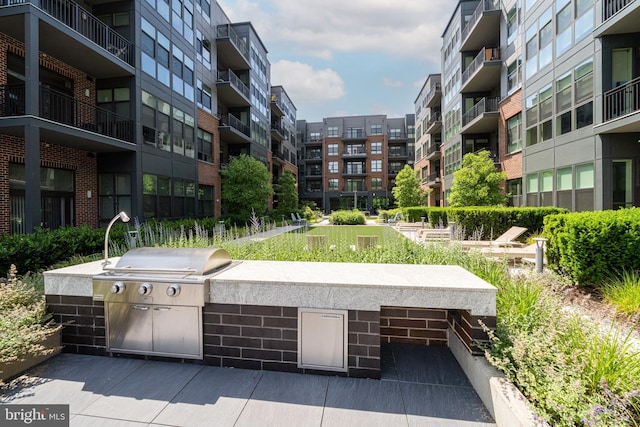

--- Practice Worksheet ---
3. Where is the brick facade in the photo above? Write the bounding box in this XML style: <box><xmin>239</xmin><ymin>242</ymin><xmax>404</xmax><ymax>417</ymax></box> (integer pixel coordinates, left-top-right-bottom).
<box><xmin>380</xmin><ymin>307</ymin><xmax>448</xmax><ymax>346</ymax></box>
<box><xmin>46</xmin><ymin>295</ymin><xmax>106</xmax><ymax>356</ymax></box>
<box><xmin>0</xmin><ymin>34</ymin><xmax>98</xmax><ymax>234</ymax></box>
<box><xmin>196</xmin><ymin>109</ymin><xmax>221</xmax><ymax>218</ymax></box>
<box><xmin>498</xmin><ymin>88</ymin><xmax>523</xmax><ymax>181</ymax></box>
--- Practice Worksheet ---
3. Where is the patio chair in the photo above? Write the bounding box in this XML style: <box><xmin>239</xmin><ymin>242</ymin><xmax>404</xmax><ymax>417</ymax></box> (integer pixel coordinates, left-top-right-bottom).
<box><xmin>387</xmin><ymin>212</ymin><xmax>402</xmax><ymax>225</ymax></box>
<box><xmin>416</xmin><ymin>226</ymin><xmax>451</xmax><ymax>242</ymax></box>
<box><xmin>478</xmin><ymin>242</ymin><xmax>538</xmax><ymax>262</ymax></box>
<box><xmin>458</xmin><ymin>226</ymin><xmax>528</xmax><ymax>248</ymax></box>
<box><xmin>295</xmin><ymin>212</ymin><xmax>307</xmax><ymax>225</ymax></box>
<box><xmin>291</xmin><ymin>213</ymin><xmax>301</xmax><ymax>225</ymax></box>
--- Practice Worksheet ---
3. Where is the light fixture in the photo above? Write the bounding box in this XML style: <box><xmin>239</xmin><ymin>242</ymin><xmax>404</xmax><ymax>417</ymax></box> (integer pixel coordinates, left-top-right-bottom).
<box><xmin>103</xmin><ymin>211</ymin><xmax>130</xmax><ymax>267</ymax></box>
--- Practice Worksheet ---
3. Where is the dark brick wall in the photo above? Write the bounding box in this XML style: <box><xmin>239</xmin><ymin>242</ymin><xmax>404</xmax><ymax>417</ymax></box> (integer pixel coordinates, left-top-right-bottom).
<box><xmin>447</xmin><ymin>310</ymin><xmax>495</xmax><ymax>355</ymax></box>
<box><xmin>46</xmin><ymin>295</ymin><xmax>106</xmax><ymax>356</ymax></box>
<box><xmin>348</xmin><ymin>310</ymin><xmax>380</xmax><ymax>378</ymax></box>
<box><xmin>380</xmin><ymin>307</ymin><xmax>448</xmax><ymax>346</ymax></box>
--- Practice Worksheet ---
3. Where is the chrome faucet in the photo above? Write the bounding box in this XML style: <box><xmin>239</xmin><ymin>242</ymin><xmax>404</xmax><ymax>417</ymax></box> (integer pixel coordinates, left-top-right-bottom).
<box><xmin>103</xmin><ymin>211</ymin><xmax>130</xmax><ymax>267</ymax></box>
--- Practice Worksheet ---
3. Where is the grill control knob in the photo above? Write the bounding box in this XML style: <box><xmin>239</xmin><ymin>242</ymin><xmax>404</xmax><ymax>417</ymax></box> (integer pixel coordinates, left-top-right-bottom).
<box><xmin>138</xmin><ymin>283</ymin><xmax>153</xmax><ymax>296</ymax></box>
<box><xmin>166</xmin><ymin>284</ymin><xmax>181</xmax><ymax>297</ymax></box>
<box><xmin>110</xmin><ymin>281</ymin><xmax>126</xmax><ymax>294</ymax></box>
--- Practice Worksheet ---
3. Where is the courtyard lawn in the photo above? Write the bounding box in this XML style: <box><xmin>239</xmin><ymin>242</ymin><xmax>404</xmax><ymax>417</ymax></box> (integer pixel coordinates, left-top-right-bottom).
<box><xmin>305</xmin><ymin>225</ymin><xmax>390</xmax><ymax>244</ymax></box>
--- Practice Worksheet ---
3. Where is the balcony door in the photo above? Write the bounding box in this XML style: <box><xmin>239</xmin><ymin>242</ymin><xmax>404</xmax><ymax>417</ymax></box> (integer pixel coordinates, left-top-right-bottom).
<box><xmin>612</xmin><ymin>160</ymin><xmax>633</xmax><ymax>209</ymax></box>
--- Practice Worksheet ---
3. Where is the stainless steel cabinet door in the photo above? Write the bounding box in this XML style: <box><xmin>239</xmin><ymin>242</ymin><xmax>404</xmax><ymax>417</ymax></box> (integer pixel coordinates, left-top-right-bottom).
<box><xmin>298</xmin><ymin>309</ymin><xmax>348</xmax><ymax>372</ymax></box>
<box><xmin>107</xmin><ymin>303</ymin><xmax>153</xmax><ymax>353</ymax></box>
<box><xmin>152</xmin><ymin>305</ymin><xmax>202</xmax><ymax>358</ymax></box>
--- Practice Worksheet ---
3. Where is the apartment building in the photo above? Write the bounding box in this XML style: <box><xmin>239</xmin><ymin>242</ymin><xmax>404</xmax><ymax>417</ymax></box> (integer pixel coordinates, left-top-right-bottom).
<box><xmin>414</xmin><ymin>74</ymin><xmax>443</xmax><ymax>206</ymax></box>
<box><xmin>0</xmin><ymin>0</ymin><xmax>294</xmax><ymax>234</ymax></box>
<box><xmin>297</xmin><ymin>114</ymin><xmax>415</xmax><ymax>213</ymax></box>
<box><xmin>431</xmin><ymin>0</ymin><xmax>640</xmax><ymax>211</ymax></box>
<box><xmin>269</xmin><ymin>85</ymin><xmax>298</xmax><ymax>210</ymax></box>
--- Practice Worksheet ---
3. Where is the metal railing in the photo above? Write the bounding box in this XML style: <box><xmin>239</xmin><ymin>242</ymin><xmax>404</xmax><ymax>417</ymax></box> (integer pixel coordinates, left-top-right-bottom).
<box><xmin>343</xmin><ymin>185</ymin><xmax>367</xmax><ymax>191</ymax></box>
<box><xmin>343</xmin><ymin>147</ymin><xmax>367</xmax><ymax>156</ymax></box>
<box><xmin>428</xmin><ymin>171</ymin><xmax>440</xmax><ymax>182</ymax></box>
<box><xmin>343</xmin><ymin>129</ymin><xmax>366</xmax><ymax>139</ymax></box>
<box><xmin>461</xmin><ymin>47</ymin><xmax>500</xmax><ymax>86</ymax></box>
<box><xmin>425</xmin><ymin>82</ymin><xmax>441</xmax><ymax>105</ymax></box>
<box><xmin>343</xmin><ymin>166</ymin><xmax>367</xmax><ymax>175</ymax></box>
<box><xmin>388</xmin><ymin>132</ymin><xmax>408</xmax><ymax>140</ymax></box>
<box><xmin>462</xmin><ymin>97</ymin><xmax>500</xmax><ymax>126</ymax></box>
<box><xmin>217</xmin><ymin>69</ymin><xmax>249</xmax><ymax>99</ymax></box>
<box><xmin>304</xmin><ymin>152</ymin><xmax>322</xmax><ymax>160</ymax></box>
<box><xmin>216</xmin><ymin>24</ymin><xmax>249</xmax><ymax>60</ymax></box>
<box><xmin>271</xmin><ymin>121</ymin><xmax>284</xmax><ymax>135</ymax></box>
<box><xmin>604</xmin><ymin>76</ymin><xmax>640</xmax><ymax>121</ymax></box>
<box><xmin>426</xmin><ymin>112</ymin><xmax>442</xmax><ymax>130</ymax></box>
<box><xmin>1</xmin><ymin>0</ymin><xmax>133</xmax><ymax>65</ymax></box>
<box><xmin>306</xmin><ymin>169</ymin><xmax>322</xmax><ymax>176</ymax></box>
<box><xmin>388</xmin><ymin>148</ymin><xmax>407</xmax><ymax>157</ymax></box>
<box><xmin>426</xmin><ymin>142</ymin><xmax>442</xmax><ymax>156</ymax></box>
<box><xmin>220</xmin><ymin>113</ymin><xmax>250</xmax><ymax>137</ymax></box>
<box><xmin>461</xmin><ymin>0</ymin><xmax>501</xmax><ymax>42</ymax></box>
<box><xmin>0</xmin><ymin>84</ymin><xmax>133</xmax><ymax>141</ymax></box>
<box><xmin>603</xmin><ymin>0</ymin><xmax>634</xmax><ymax>20</ymax></box>
<box><xmin>270</xmin><ymin>93</ymin><xmax>285</xmax><ymax>112</ymax></box>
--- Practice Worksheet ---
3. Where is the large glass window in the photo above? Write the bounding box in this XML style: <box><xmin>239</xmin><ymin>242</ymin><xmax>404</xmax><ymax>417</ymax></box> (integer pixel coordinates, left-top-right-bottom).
<box><xmin>538</xmin><ymin>8</ymin><xmax>553</xmax><ymax>69</ymax></box>
<box><xmin>371</xmin><ymin>142</ymin><xmax>382</xmax><ymax>154</ymax></box>
<box><xmin>526</xmin><ymin>93</ymin><xmax>538</xmax><ymax>146</ymax></box>
<box><xmin>371</xmin><ymin>177</ymin><xmax>382</xmax><ymax>190</ymax></box>
<box><xmin>507</xmin><ymin>2</ymin><xmax>520</xmax><ymax>45</ymax></box>
<box><xmin>371</xmin><ymin>124</ymin><xmax>382</xmax><ymax>135</ymax></box>
<box><xmin>327</xmin><ymin>126</ymin><xmax>339</xmax><ymax>137</ymax></box>
<box><xmin>575</xmin><ymin>0</ymin><xmax>594</xmax><ymax>42</ymax></box>
<box><xmin>539</xmin><ymin>84</ymin><xmax>553</xmax><ymax>141</ymax></box>
<box><xmin>327</xmin><ymin>144</ymin><xmax>338</xmax><ymax>156</ymax></box>
<box><xmin>197</xmin><ymin>129</ymin><xmax>212</xmax><ymax>162</ymax></box>
<box><xmin>507</xmin><ymin>114</ymin><xmax>522</xmax><ymax>153</ymax></box>
<box><xmin>371</xmin><ymin>160</ymin><xmax>382</xmax><ymax>173</ymax></box>
<box><xmin>525</xmin><ymin>24</ymin><xmax>538</xmax><ymax>79</ymax></box>
<box><xmin>328</xmin><ymin>161</ymin><xmax>338</xmax><ymax>174</ymax></box>
<box><xmin>328</xmin><ymin>179</ymin><xmax>338</xmax><ymax>190</ymax></box>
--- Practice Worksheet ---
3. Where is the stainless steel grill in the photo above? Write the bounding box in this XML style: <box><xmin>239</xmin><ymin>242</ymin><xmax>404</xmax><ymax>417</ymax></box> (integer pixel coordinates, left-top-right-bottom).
<box><xmin>92</xmin><ymin>247</ymin><xmax>232</xmax><ymax>359</ymax></box>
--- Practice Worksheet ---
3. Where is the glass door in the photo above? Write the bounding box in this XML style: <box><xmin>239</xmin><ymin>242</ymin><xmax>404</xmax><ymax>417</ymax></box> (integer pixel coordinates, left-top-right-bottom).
<box><xmin>612</xmin><ymin>160</ymin><xmax>633</xmax><ymax>209</ymax></box>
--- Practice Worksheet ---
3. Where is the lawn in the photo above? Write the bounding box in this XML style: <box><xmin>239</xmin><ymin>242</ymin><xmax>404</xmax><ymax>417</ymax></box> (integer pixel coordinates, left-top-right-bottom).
<box><xmin>305</xmin><ymin>225</ymin><xmax>392</xmax><ymax>244</ymax></box>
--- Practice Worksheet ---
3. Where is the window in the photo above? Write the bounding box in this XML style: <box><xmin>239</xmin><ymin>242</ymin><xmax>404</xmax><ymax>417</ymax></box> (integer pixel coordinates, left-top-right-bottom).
<box><xmin>507</xmin><ymin>114</ymin><xmax>522</xmax><ymax>153</ymax></box>
<box><xmin>525</xmin><ymin>24</ymin><xmax>538</xmax><ymax>79</ymax></box>
<box><xmin>327</xmin><ymin>144</ymin><xmax>338</xmax><ymax>156</ymax></box>
<box><xmin>327</xmin><ymin>126</ymin><xmax>339</xmax><ymax>137</ymax></box>
<box><xmin>197</xmin><ymin>129</ymin><xmax>212</xmax><ymax>162</ymax></box>
<box><xmin>575</xmin><ymin>162</ymin><xmax>594</xmax><ymax>210</ymax></box>
<box><xmin>556</xmin><ymin>167</ymin><xmax>573</xmax><ymax>209</ymax></box>
<box><xmin>140</xmin><ymin>19</ymin><xmax>170</xmax><ymax>87</ymax></box>
<box><xmin>507</xmin><ymin>2</ymin><xmax>520</xmax><ymax>45</ymax></box>
<box><xmin>196</xmin><ymin>80</ymin><xmax>212</xmax><ymax>111</ymax></box>
<box><xmin>328</xmin><ymin>161</ymin><xmax>338</xmax><ymax>174</ymax></box>
<box><xmin>198</xmin><ymin>185</ymin><xmax>213</xmax><ymax>217</ymax></box>
<box><xmin>538</xmin><ymin>8</ymin><xmax>553</xmax><ymax>69</ymax></box>
<box><xmin>526</xmin><ymin>173</ymin><xmax>539</xmax><ymax>206</ymax></box>
<box><xmin>99</xmin><ymin>173</ymin><xmax>131</xmax><ymax>223</ymax></box>
<box><xmin>575</xmin><ymin>60</ymin><xmax>593</xmax><ymax>129</ymax></box>
<box><xmin>575</xmin><ymin>0</ymin><xmax>594</xmax><ymax>42</ymax></box>
<box><xmin>556</xmin><ymin>0</ymin><xmax>572</xmax><ymax>55</ymax></box>
<box><xmin>371</xmin><ymin>177</ymin><xmax>382</xmax><ymax>190</ymax></box>
<box><xmin>539</xmin><ymin>84</ymin><xmax>553</xmax><ymax>141</ymax></box>
<box><xmin>576</xmin><ymin>102</ymin><xmax>593</xmax><ymax>129</ymax></box>
<box><xmin>310</xmin><ymin>132</ymin><xmax>321</xmax><ymax>140</ymax></box>
<box><xmin>507</xmin><ymin>58</ymin><xmax>522</xmax><ymax>93</ymax></box>
<box><xmin>371</xmin><ymin>142</ymin><xmax>382</xmax><ymax>154</ymax></box>
<box><xmin>525</xmin><ymin>93</ymin><xmax>538</xmax><ymax>146</ymax></box>
<box><xmin>540</xmin><ymin>170</ymin><xmax>553</xmax><ymax>205</ymax></box>
<box><xmin>371</xmin><ymin>160</ymin><xmax>382</xmax><ymax>173</ymax></box>
<box><xmin>328</xmin><ymin>179</ymin><xmax>338</xmax><ymax>190</ymax></box>
<box><xmin>389</xmin><ymin>128</ymin><xmax>402</xmax><ymax>139</ymax></box>
<box><xmin>371</xmin><ymin>124</ymin><xmax>382</xmax><ymax>135</ymax></box>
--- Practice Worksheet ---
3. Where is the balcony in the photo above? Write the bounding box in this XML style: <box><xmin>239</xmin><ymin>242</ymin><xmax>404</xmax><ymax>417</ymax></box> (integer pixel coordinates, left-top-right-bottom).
<box><xmin>270</xmin><ymin>94</ymin><xmax>285</xmax><ymax>117</ymax></box>
<box><xmin>342</xmin><ymin>129</ymin><xmax>367</xmax><ymax>141</ymax></box>
<box><xmin>271</xmin><ymin>149</ymin><xmax>286</xmax><ymax>164</ymax></box>
<box><xmin>388</xmin><ymin>169</ymin><xmax>402</xmax><ymax>177</ymax></box>
<box><xmin>219</xmin><ymin>113</ymin><xmax>251</xmax><ymax>144</ymax></box>
<box><xmin>426</xmin><ymin>171</ymin><xmax>441</xmax><ymax>187</ymax></box>
<box><xmin>342</xmin><ymin>185</ymin><xmax>367</xmax><ymax>192</ymax></box>
<box><xmin>388</xmin><ymin>148</ymin><xmax>408</xmax><ymax>159</ymax></box>
<box><xmin>461</xmin><ymin>97</ymin><xmax>500</xmax><ymax>133</ymax></box>
<box><xmin>460</xmin><ymin>48</ymin><xmax>501</xmax><ymax>93</ymax></box>
<box><xmin>342</xmin><ymin>166</ymin><xmax>367</xmax><ymax>176</ymax></box>
<box><xmin>388</xmin><ymin>132</ymin><xmax>408</xmax><ymax>141</ymax></box>
<box><xmin>425</xmin><ymin>112</ymin><xmax>442</xmax><ymax>134</ymax></box>
<box><xmin>305</xmin><ymin>134</ymin><xmax>323</xmax><ymax>145</ymax></box>
<box><xmin>342</xmin><ymin>147</ymin><xmax>367</xmax><ymax>158</ymax></box>
<box><xmin>216</xmin><ymin>24</ymin><xmax>250</xmax><ymax>70</ymax></box>
<box><xmin>304</xmin><ymin>151</ymin><xmax>322</xmax><ymax>162</ymax></box>
<box><xmin>271</xmin><ymin>121</ymin><xmax>285</xmax><ymax>141</ymax></box>
<box><xmin>216</xmin><ymin>69</ymin><xmax>250</xmax><ymax>107</ymax></box>
<box><xmin>426</xmin><ymin>142</ymin><xmax>442</xmax><ymax>160</ymax></box>
<box><xmin>425</xmin><ymin>82</ymin><xmax>442</xmax><ymax>109</ymax></box>
<box><xmin>460</xmin><ymin>0</ymin><xmax>501</xmax><ymax>51</ymax></box>
<box><xmin>306</xmin><ymin>168</ymin><xmax>322</xmax><ymax>177</ymax></box>
<box><xmin>596</xmin><ymin>76</ymin><xmax>640</xmax><ymax>133</ymax></box>
<box><xmin>595</xmin><ymin>0</ymin><xmax>640</xmax><ymax>37</ymax></box>
<box><xmin>0</xmin><ymin>0</ymin><xmax>134</xmax><ymax>77</ymax></box>
<box><xmin>0</xmin><ymin>84</ymin><xmax>134</xmax><ymax>148</ymax></box>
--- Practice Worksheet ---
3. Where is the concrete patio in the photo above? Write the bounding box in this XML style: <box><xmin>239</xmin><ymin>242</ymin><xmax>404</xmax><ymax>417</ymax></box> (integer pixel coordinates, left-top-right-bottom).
<box><xmin>1</xmin><ymin>343</ymin><xmax>495</xmax><ymax>427</ymax></box>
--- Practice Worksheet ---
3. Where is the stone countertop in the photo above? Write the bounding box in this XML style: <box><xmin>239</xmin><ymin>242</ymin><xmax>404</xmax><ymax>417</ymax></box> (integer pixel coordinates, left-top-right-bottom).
<box><xmin>44</xmin><ymin>259</ymin><xmax>497</xmax><ymax>316</ymax></box>
<box><xmin>210</xmin><ymin>261</ymin><xmax>496</xmax><ymax>316</ymax></box>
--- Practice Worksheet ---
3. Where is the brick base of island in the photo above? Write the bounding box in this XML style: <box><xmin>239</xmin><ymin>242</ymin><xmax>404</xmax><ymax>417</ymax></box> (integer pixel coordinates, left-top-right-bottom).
<box><xmin>44</xmin><ymin>260</ymin><xmax>496</xmax><ymax>379</ymax></box>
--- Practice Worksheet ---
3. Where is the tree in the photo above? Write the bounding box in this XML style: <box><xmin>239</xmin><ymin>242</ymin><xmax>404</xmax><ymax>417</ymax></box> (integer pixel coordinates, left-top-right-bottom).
<box><xmin>447</xmin><ymin>150</ymin><xmax>508</xmax><ymax>207</ymax></box>
<box><xmin>392</xmin><ymin>164</ymin><xmax>427</xmax><ymax>208</ymax></box>
<box><xmin>221</xmin><ymin>154</ymin><xmax>273</xmax><ymax>223</ymax></box>
<box><xmin>275</xmin><ymin>170</ymin><xmax>298</xmax><ymax>214</ymax></box>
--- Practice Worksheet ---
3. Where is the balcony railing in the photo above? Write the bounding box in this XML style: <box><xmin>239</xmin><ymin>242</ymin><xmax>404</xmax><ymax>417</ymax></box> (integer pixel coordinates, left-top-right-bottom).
<box><xmin>2</xmin><ymin>0</ymin><xmax>133</xmax><ymax>65</ymax></box>
<box><xmin>426</xmin><ymin>142</ymin><xmax>442</xmax><ymax>156</ymax></box>
<box><xmin>270</xmin><ymin>93</ymin><xmax>285</xmax><ymax>112</ymax></box>
<box><xmin>461</xmin><ymin>0</ymin><xmax>501</xmax><ymax>42</ymax></box>
<box><xmin>306</xmin><ymin>169</ymin><xmax>322</xmax><ymax>176</ymax></box>
<box><xmin>343</xmin><ymin>185</ymin><xmax>367</xmax><ymax>191</ymax></box>
<box><xmin>425</xmin><ymin>82</ymin><xmax>441</xmax><ymax>106</ymax></box>
<box><xmin>305</xmin><ymin>152</ymin><xmax>322</xmax><ymax>160</ymax></box>
<box><xmin>342</xmin><ymin>147</ymin><xmax>367</xmax><ymax>156</ymax></box>
<box><xmin>428</xmin><ymin>171</ymin><xmax>441</xmax><ymax>182</ymax></box>
<box><xmin>462</xmin><ymin>97</ymin><xmax>500</xmax><ymax>126</ymax></box>
<box><xmin>388</xmin><ymin>149</ymin><xmax>407</xmax><ymax>157</ymax></box>
<box><xmin>427</xmin><ymin>112</ymin><xmax>442</xmax><ymax>129</ymax></box>
<box><xmin>342</xmin><ymin>167</ymin><xmax>367</xmax><ymax>175</ymax></box>
<box><xmin>0</xmin><ymin>84</ymin><xmax>133</xmax><ymax>141</ymax></box>
<box><xmin>461</xmin><ymin>47</ymin><xmax>500</xmax><ymax>86</ymax></box>
<box><xmin>217</xmin><ymin>69</ymin><xmax>250</xmax><ymax>99</ymax></box>
<box><xmin>342</xmin><ymin>129</ymin><xmax>366</xmax><ymax>139</ymax></box>
<box><xmin>388</xmin><ymin>132</ymin><xmax>408</xmax><ymax>140</ymax></box>
<box><xmin>604</xmin><ymin>0</ymin><xmax>634</xmax><ymax>20</ymax></box>
<box><xmin>271</xmin><ymin>121</ymin><xmax>284</xmax><ymax>135</ymax></box>
<box><xmin>604</xmin><ymin>76</ymin><xmax>640</xmax><ymax>121</ymax></box>
<box><xmin>216</xmin><ymin>24</ymin><xmax>249</xmax><ymax>60</ymax></box>
<box><xmin>220</xmin><ymin>113</ymin><xmax>250</xmax><ymax>137</ymax></box>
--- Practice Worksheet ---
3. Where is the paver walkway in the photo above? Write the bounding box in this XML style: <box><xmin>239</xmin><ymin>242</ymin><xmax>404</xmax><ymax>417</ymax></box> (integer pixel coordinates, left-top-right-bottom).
<box><xmin>1</xmin><ymin>344</ymin><xmax>495</xmax><ymax>426</ymax></box>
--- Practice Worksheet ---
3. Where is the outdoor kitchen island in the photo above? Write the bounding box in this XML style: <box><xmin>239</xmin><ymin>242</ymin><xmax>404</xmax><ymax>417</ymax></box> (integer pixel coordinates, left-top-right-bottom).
<box><xmin>44</xmin><ymin>257</ymin><xmax>497</xmax><ymax>379</ymax></box>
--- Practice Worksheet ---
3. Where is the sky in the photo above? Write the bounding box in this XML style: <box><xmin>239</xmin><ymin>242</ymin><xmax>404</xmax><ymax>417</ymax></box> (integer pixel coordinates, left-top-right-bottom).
<box><xmin>216</xmin><ymin>0</ymin><xmax>457</xmax><ymax>122</ymax></box>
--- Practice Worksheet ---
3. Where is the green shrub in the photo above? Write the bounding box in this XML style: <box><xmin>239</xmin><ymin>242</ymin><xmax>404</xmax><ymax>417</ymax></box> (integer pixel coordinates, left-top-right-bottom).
<box><xmin>447</xmin><ymin>206</ymin><xmax>567</xmax><ymax>240</ymax></box>
<box><xmin>379</xmin><ymin>208</ymin><xmax>402</xmax><ymax>222</ymax></box>
<box><xmin>544</xmin><ymin>208</ymin><xmax>640</xmax><ymax>285</ymax></box>
<box><xmin>0</xmin><ymin>265</ymin><xmax>61</xmax><ymax>374</ymax></box>
<box><xmin>601</xmin><ymin>270</ymin><xmax>640</xmax><ymax>316</ymax></box>
<box><xmin>329</xmin><ymin>209</ymin><xmax>366</xmax><ymax>225</ymax></box>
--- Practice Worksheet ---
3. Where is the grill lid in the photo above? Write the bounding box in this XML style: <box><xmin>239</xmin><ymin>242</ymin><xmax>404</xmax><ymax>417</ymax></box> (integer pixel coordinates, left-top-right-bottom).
<box><xmin>111</xmin><ymin>247</ymin><xmax>232</xmax><ymax>276</ymax></box>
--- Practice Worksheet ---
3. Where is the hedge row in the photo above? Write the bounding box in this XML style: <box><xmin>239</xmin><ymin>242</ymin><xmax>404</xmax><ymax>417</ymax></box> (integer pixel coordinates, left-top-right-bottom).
<box><xmin>0</xmin><ymin>226</ymin><xmax>104</xmax><ymax>276</ymax></box>
<box><xmin>398</xmin><ymin>206</ymin><xmax>567</xmax><ymax>240</ymax></box>
<box><xmin>329</xmin><ymin>209</ymin><xmax>366</xmax><ymax>225</ymax></box>
<box><xmin>544</xmin><ymin>208</ymin><xmax>640</xmax><ymax>285</ymax></box>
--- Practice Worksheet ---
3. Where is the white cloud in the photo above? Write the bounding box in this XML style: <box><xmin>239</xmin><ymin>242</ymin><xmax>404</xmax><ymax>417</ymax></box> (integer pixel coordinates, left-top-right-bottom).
<box><xmin>217</xmin><ymin>0</ymin><xmax>453</xmax><ymax>63</ymax></box>
<box><xmin>383</xmin><ymin>78</ymin><xmax>404</xmax><ymax>88</ymax></box>
<box><xmin>270</xmin><ymin>60</ymin><xmax>345</xmax><ymax>105</ymax></box>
